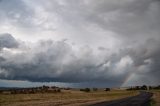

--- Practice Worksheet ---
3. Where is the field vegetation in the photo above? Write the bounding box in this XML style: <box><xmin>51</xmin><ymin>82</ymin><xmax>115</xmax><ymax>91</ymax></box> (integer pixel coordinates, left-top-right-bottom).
<box><xmin>0</xmin><ymin>89</ymin><xmax>138</xmax><ymax>106</ymax></box>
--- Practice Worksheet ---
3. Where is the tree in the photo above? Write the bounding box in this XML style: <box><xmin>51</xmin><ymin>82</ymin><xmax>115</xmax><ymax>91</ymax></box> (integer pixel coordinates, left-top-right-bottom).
<box><xmin>105</xmin><ymin>88</ymin><xmax>110</xmax><ymax>91</ymax></box>
<box><xmin>80</xmin><ymin>88</ymin><xmax>90</xmax><ymax>92</ymax></box>
<box><xmin>141</xmin><ymin>85</ymin><xmax>147</xmax><ymax>90</ymax></box>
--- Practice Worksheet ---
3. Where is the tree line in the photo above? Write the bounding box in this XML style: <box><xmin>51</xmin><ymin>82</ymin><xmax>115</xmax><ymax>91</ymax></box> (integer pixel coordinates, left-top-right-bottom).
<box><xmin>126</xmin><ymin>85</ymin><xmax>160</xmax><ymax>90</ymax></box>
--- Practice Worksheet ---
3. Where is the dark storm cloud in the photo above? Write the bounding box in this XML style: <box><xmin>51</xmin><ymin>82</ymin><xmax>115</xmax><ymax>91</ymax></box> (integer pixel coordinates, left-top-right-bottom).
<box><xmin>0</xmin><ymin>34</ymin><xmax>131</xmax><ymax>85</ymax></box>
<box><xmin>129</xmin><ymin>38</ymin><xmax>160</xmax><ymax>84</ymax></box>
<box><xmin>0</xmin><ymin>33</ymin><xmax>159</xmax><ymax>86</ymax></box>
<box><xmin>0</xmin><ymin>34</ymin><xmax>160</xmax><ymax>85</ymax></box>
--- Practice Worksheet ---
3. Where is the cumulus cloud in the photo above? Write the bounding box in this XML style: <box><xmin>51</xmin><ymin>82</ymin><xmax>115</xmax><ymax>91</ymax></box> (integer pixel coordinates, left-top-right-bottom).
<box><xmin>0</xmin><ymin>34</ymin><xmax>159</xmax><ymax>86</ymax></box>
<box><xmin>0</xmin><ymin>33</ymin><xmax>19</xmax><ymax>49</ymax></box>
<box><xmin>0</xmin><ymin>35</ymin><xmax>111</xmax><ymax>83</ymax></box>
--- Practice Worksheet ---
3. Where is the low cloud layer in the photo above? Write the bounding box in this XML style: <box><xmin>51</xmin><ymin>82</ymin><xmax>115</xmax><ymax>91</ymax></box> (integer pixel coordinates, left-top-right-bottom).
<box><xmin>0</xmin><ymin>33</ymin><xmax>160</xmax><ymax>86</ymax></box>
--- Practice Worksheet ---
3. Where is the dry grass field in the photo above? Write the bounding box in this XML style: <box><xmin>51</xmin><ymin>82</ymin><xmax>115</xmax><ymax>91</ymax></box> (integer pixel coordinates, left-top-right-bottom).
<box><xmin>0</xmin><ymin>90</ymin><xmax>138</xmax><ymax>106</ymax></box>
<box><xmin>151</xmin><ymin>90</ymin><xmax>160</xmax><ymax>106</ymax></box>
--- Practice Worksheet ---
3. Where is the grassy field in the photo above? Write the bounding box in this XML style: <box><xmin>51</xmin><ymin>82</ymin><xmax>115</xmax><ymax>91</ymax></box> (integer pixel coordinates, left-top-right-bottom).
<box><xmin>0</xmin><ymin>90</ymin><xmax>138</xmax><ymax>106</ymax></box>
<box><xmin>151</xmin><ymin>90</ymin><xmax>160</xmax><ymax>106</ymax></box>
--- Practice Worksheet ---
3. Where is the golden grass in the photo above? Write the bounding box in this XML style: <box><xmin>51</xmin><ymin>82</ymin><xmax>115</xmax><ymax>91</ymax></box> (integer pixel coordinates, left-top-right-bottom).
<box><xmin>0</xmin><ymin>90</ymin><xmax>138</xmax><ymax>106</ymax></box>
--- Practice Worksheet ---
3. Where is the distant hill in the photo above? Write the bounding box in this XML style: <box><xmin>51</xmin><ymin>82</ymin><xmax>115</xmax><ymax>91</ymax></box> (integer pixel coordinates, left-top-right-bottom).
<box><xmin>0</xmin><ymin>87</ymin><xmax>21</xmax><ymax>90</ymax></box>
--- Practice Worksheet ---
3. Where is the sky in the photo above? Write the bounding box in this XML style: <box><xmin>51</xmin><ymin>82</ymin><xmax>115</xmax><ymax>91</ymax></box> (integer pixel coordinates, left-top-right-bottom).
<box><xmin>0</xmin><ymin>0</ymin><xmax>160</xmax><ymax>88</ymax></box>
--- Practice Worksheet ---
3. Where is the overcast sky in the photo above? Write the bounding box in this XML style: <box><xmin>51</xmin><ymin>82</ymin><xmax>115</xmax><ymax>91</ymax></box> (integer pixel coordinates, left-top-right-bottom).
<box><xmin>0</xmin><ymin>0</ymin><xmax>160</xmax><ymax>87</ymax></box>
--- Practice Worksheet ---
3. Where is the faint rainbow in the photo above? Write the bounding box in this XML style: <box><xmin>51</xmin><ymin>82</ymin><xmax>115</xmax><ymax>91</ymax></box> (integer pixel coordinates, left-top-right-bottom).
<box><xmin>120</xmin><ymin>73</ymin><xmax>135</xmax><ymax>87</ymax></box>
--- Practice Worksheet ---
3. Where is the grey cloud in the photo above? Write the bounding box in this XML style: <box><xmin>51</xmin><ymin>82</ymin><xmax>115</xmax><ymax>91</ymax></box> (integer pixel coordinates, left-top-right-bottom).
<box><xmin>30</xmin><ymin>0</ymin><xmax>160</xmax><ymax>42</ymax></box>
<box><xmin>1</xmin><ymin>0</ymin><xmax>159</xmax><ymax>42</ymax></box>
<box><xmin>0</xmin><ymin>0</ymin><xmax>160</xmax><ymax>37</ymax></box>
<box><xmin>47</xmin><ymin>0</ymin><xmax>159</xmax><ymax>40</ymax></box>
<box><xmin>90</xmin><ymin>0</ymin><xmax>160</xmax><ymax>39</ymax></box>
<box><xmin>0</xmin><ymin>34</ymin><xmax>159</xmax><ymax>86</ymax></box>
<box><xmin>0</xmin><ymin>33</ymin><xmax>18</xmax><ymax>49</ymax></box>
<box><xmin>0</xmin><ymin>0</ymin><xmax>160</xmax><ymax>87</ymax></box>
<box><xmin>0</xmin><ymin>0</ymin><xmax>34</xmax><ymax>28</ymax></box>
<box><xmin>0</xmin><ymin>34</ymin><xmax>131</xmax><ymax>85</ymax></box>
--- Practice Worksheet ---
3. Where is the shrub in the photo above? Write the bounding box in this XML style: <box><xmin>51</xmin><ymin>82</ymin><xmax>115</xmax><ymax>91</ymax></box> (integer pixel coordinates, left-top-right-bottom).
<box><xmin>80</xmin><ymin>88</ymin><xmax>90</xmax><ymax>92</ymax></box>
<box><xmin>105</xmin><ymin>88</ymin><xmax>110</xmax><ymax>91</ymax></box>
<box><xmin>57</xmin><ymin>89</ymin><xmax>61</xmax><ymax>92</ymax></box>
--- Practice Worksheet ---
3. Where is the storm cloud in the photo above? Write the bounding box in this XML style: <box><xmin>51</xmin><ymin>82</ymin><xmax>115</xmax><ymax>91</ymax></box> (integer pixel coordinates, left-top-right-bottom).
<box><xmin>0</xmin><ymin>34</ymin><xmax>159</xmax><ymax>86</ymax></box>
<box><xmin>0</xmin><ymin>0</ymin><xmax>160</xmax><ymax>87</ymax></box>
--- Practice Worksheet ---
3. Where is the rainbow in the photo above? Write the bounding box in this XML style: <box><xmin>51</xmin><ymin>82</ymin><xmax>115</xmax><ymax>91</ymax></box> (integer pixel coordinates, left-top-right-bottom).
<box><xmin>120</xmin><ymin>73</ymin><xmax>135</xmax><ymax>87</ymax></box>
